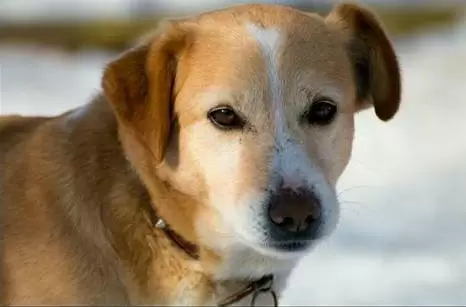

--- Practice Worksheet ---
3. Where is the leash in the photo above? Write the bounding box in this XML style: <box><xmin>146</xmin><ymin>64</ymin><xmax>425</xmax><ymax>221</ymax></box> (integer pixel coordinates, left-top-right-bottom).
<box><xmin>147</xmin><ymin>211</ymin><xmax>278</xmax><ymax>306</ymax></box>
<box><xmin>217</xmin><ymin>274</ymin><xmax>278</xmax><ymax>307</ymax></box>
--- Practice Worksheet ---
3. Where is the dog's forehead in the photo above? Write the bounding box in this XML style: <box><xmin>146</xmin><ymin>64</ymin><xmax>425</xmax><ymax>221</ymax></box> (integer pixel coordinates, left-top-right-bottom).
<box><xmin>176</xmin><ymin>5</ymin><xmax>353</xmax><ymax>116</ymax></box>
<box><xmin>197</xmin><ymin>4</ymin><xmax>322</xmax><ymax>29</ymax></box>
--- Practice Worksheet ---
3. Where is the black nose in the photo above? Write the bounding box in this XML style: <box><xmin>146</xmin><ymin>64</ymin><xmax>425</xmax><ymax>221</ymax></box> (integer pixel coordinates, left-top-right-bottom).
<box><xmin>267</xmin><ymin>187</ymin><xmax>321</xmax><ymax>234</ymax></box>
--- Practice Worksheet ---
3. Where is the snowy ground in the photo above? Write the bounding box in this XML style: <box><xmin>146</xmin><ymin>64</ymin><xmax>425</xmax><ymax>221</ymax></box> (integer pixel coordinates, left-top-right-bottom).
<box><xmin>1</xmin><ymin>18</ymin><xmax>466</xmax><ymax>306</ymax></box>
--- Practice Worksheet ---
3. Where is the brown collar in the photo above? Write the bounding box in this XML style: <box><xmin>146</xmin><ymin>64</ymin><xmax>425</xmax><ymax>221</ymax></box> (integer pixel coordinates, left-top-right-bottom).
<box><xmin>153</xmin><ymin>218</ymin><xmax>200</xmax><ymax>260</ymax></box>
<box><xmin>146</xmin><ymin>209</ymin><xmax>277</xmax><ymax>306</ymax></box>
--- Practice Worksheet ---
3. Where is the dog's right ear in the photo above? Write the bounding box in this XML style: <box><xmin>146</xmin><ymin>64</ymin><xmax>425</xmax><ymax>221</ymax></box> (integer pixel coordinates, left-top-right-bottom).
<box><xmin>102</xmin><ymin>21</ymin><xmax>191</xmax><ymax>163</ymax></box>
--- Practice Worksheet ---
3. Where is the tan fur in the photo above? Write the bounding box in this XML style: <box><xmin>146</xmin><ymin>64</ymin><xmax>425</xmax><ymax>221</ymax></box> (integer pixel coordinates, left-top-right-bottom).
<box><xmin>1</xmin><ymin>3</ymin><xmax>401</xmax><ymax>305</ymax></box>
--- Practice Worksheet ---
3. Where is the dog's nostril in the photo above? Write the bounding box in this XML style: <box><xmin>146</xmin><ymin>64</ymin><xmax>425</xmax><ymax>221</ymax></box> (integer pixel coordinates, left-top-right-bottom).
<box><xmin>281</xmin><ymin>217</ymin><xmax>295</xmax><ymax>228</ymax></box>
<box><xmin>303</xmin><ymin>214</ymin><xmax>316</xmax><ymax>229</ymax></box>
<box><xmin>270</xmin><ymin>215</ymin><xmax>300</xmax><ymax>233</ymax></box>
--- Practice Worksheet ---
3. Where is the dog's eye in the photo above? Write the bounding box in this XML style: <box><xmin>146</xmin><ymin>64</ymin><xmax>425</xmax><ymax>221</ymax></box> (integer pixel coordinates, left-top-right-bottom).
<box><xmin>303</xmin><ymin>99</ymin><xmax>337</xmax><ymax>126</ymax></box>
<box><xmin>208</xmin><ymin>106</ymin><xmax>244</xmax><ymax>129</ymax></box>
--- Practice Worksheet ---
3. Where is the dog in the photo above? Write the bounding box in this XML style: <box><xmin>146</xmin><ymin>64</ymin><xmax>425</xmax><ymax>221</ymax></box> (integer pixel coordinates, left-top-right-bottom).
<box><xmin>0</xmin><ymin>2</ymin><xmax>401</xmax><ymax>305</ymax></box>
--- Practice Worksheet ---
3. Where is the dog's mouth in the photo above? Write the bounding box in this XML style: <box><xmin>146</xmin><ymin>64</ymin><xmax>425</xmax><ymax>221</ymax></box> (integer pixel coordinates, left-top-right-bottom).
<box><xmin>264</xmin><ymin>229</ymin><xmax>325</xmax><ymax>254</ymax></box>
<box><xmin>233</xmin><ymin>227</ymin><xmax>322</xmax><ymax>259</ymax></box>
<box><xmin>252</xmin><ymin>237</ymin><xmax>320</xmax><ymax>259</ymax></box>
<box><xmin>266</xmin><ymin>240</ymin><xmax>309</xmax><ymax>253</ymax></box>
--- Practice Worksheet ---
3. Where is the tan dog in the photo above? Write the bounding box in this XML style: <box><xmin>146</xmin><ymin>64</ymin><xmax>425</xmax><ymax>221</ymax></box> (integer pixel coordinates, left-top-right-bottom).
<box><xmin>0</xmin><ymin>3</ymin><xmax>401</xmax><ymax>305</ymax></box>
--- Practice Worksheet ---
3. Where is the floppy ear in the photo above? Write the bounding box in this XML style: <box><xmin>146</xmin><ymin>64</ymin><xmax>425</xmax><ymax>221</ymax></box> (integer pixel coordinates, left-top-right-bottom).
<box><xmin>102</xmin><ymin>21</ymin><xmax>189</xmax><ymax>163</ymax></box>
<box><xmin>326</xmin><ymin>3</ymin><xmax>401</xmax><ymax>121</ymax></box>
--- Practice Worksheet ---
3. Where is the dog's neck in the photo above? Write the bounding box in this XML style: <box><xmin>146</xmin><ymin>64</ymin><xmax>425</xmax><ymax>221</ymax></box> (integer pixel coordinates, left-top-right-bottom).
<box><xmin>144</xmin><ymin>205</ymin><xmax>284</xmax><ymax>306</ymax></box>
<box><xmin>134</xmin><ymin>178</ymin><xmax>291</xmax><ymax>306</ymax></box>
<box><xmin>112</xmin><ymin>180</ymin><xmax>291</xmax><ymax>306</ymax></box>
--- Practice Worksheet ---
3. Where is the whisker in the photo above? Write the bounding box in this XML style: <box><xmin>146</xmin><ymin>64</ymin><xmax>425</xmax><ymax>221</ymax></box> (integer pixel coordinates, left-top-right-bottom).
<box><xmin>339</xmin><ymin>199</ymin><xmax>367</xmax><ymax>206</ymax></box>
<box><xmin>337</xmin><ymin>185</ymin><xmax>374</xmax><ymax>195</ymax></box>
<box><xmin>336</xmin><ymin>184</ymin><xmax>386</xmax><ymax>199</ymax></box>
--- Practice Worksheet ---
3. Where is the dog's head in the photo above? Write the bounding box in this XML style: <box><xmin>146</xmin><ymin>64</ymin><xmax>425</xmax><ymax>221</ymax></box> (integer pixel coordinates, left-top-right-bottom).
<box><xmin>103</xmin><ymin>3</ymin><xmax>400</xmax><ymax>275</ymax></box>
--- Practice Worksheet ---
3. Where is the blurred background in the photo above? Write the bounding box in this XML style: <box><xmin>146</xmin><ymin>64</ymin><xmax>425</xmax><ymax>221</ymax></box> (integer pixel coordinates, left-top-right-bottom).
<box><xmin>1</xmin><ymin>0</ymin><xmax>466</xmax><ymax>305</ymax></box>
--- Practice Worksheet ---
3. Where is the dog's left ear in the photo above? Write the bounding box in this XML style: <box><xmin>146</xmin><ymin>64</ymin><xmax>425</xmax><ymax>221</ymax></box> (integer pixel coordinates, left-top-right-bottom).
<box><xmin>326</xmin><ymin>3</ymin><xmax>401</xmax><ymax>121</ymax></box>
<box><xmin>102</xmin><ymin>21</ymin><xmax>190</xmax><ymax>163</ymax></box>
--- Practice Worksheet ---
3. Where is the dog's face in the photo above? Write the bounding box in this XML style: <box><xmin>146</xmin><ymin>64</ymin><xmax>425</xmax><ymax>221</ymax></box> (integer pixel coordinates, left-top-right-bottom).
<box><xmin>103</xmin><ymin>3</ymin><xmax>400</xmax><ymax>269</ymax></box>
<box><xmin>159</xmin><ymin>11</ymin><xmax>356</xmax><ymax>257</ymax></box>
